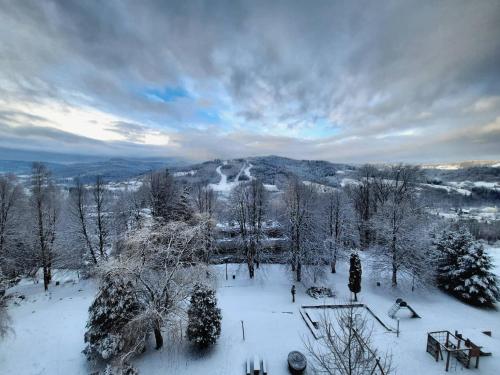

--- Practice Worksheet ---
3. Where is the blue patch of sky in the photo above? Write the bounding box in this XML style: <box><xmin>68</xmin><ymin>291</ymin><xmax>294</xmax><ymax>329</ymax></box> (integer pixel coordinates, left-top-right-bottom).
<box><xmin>195</xmin><ymin>109</ymin><xmax>222</xmax><ymax>124</ymax></box>
<box><xmin>143</xmin><ymin>85</ymin><xmax>191</xmax><ymax>103</ymax></box>
<box><xmin>297</xmin><ymin>118</ymin><xmax>341</xmax><ymax>139</ymax></box>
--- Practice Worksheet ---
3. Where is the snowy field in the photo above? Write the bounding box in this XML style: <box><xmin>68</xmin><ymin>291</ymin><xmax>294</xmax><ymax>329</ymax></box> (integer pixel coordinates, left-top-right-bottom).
<box><xmin>1</xmin><ymin>250</ymin><xmax>500</xmax><ymax>375</ymax></box>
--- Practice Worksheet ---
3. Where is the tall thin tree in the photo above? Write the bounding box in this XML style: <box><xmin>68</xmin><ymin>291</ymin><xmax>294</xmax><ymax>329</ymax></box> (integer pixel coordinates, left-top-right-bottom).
<box><xmin>31</xmin><ymin>163</ymin><xmax>58</xmax><ymax>291</ymax></box>
<box><xmin>93</xmin><ymin>176</ymin><xmax>108</xmax><ymax>260</ymax></box>
<box><xmin>0</xmin><ymin>175</ymin><xmax>22</xmax><ymax>261</ymax></box>
<box><xmin>70</xmin><ymin>177</ymin><xmax>97</xmax><ymax>264</ymax></box>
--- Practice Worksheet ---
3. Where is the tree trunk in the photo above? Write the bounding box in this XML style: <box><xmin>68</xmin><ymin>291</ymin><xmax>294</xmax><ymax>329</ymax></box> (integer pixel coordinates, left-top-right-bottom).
<box><xmin>391</xmin><ymin>232</ymin><xmax>397</xmax><ymax>287</ymax></box>
<box><xmin>154</xmin><ymin>326</ymin><xmax>163</xmax><ymax>350</ymax></box>
<box><xmin>247</xmin><ymin>261</ymin><xmax>255</xmax><ymax>279</ymax></box>
<box><xmin>392</xmin><ymin>263</ymin><xmax>397</xmax><ymax>287</ymax></box>
<box><xmin>43</xmin><ymin>266</ymin><xmax>50</xmax><ymax>291</ymax></box>
<box><xmin>247</xmin><ymin>243</ymin><xmax>255</xmax><ymax>279</ymax></box>
<box><xmin>331</xmin><ymin>259</ymin><xmax>336</xmax><ymax>273</ymax></box>
<box><xmin>296</xmin><ymin>261</ymin><xmax>302</xmax><ymax>282</ymax></box>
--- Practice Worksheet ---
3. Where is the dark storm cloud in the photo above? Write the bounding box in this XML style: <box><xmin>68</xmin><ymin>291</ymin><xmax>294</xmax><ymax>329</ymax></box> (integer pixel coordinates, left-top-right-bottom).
<box><xmin>0</xmin><ymin>0</ymin><xmax>499</xmax><ymax>162</ymax></box>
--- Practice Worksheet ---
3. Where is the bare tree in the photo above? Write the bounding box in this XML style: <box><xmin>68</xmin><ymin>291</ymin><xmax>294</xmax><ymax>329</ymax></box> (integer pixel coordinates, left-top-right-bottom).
<box><xmin>69</xmin><ymin>177</ymin><xmax>97</xmax><ymax>264</ymax></box>
<box><xmin>283</xmin><ymin>178</ymin><xmax>317</xmax><ymax>282</ymax></box>
<box><xmin>30</xmin><ymin>163</ymin><xmax>59</xmax><ymax>291</ymax></box>
<box><xmin>193</xmin><ymin>183</ymin><xmax>218</xmax><ymax>263</ymax></box>
<box><xmin>304</xmin><ymin>306</ymin><xmax>393</xmax><ymax>375</ymax></box>
<box><xmin>322</xmin><ymin>190</ymin><xmax>357</xmax><ymax>273</ymax></box>
<box><xmin>0</xmin><ymin>175</ymin><xmax>23</xmax><ymax>263</ymax></box>
<box><xmin>0</xmin><ymin>270</ymin><xmax>12</xmax><ymax>338</ymax></box>
<box><xmin>115</xmin><ymin>219</ymin><xmax>208</xmax><ymax>354</ymax></box>
<box><xmin>370</xmin><ymin>165</ymin><xmax>429</xmax><ymax>287</ymax></box>
<box><xmin>93</xmin><ymin>176</ymin><xmax>109</xmax><ymax>260</ymax></box>
<box><xmin>230</xmin><ymin>179</ymin><xmax>267</xmax><ymax>278</ymax></box>
<box><xmin>348</xmin><ymin>165</ymin><xmax>378</xmax><ymax>249</ymax></box>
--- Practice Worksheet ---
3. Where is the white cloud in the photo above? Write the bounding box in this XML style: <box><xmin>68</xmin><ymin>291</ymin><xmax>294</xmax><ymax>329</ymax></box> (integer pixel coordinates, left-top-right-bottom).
<box><xmin>0</xmin><ymin>98</ymin><xmax>170</xmax><ymax>146</ymax></box>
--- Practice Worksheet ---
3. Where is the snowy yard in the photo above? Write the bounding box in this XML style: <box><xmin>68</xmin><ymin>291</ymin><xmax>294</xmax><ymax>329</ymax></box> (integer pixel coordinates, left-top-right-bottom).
<box><xmin>1</xmin><ymin>252</ymin><xmax>500</xmax><ymax>375</ymax></box>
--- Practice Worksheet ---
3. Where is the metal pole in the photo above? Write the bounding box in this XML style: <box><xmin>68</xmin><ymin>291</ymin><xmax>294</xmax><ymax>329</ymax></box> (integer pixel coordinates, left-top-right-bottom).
<box><xmin>241</xmin><ymin>320</ymin><xmax>245</xmax><ymax>341</ymax></box>
<box><xmin>225</xmin><ymin>261</ymin><xmax>228</xmax><ymax>280</ymax></box>
<box><xmin>397</xmin><ymin>319</ymin><xmax>400</xmax><ymax>338</ymax></box>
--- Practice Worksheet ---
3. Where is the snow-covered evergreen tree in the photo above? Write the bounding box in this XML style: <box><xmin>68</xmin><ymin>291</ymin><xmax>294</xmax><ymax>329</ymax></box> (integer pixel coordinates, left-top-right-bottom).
<box><xmin>173</xmin><ymin>185</ymin><xmax>193</xmax><ymax>222</ymax></box>
<box><xmin>83</xmin><ymin>272</ymin><xmax>140</xmax><ymax>361</ymax></box>
<box><xmin>435</xmin><ymin>227</ymin><xmax>500</xmax><ymax>307</ymax></box>
<box><xmin>455</xmin><ymin>243</ymin><xmax>499</xmax><ymax>306</ymax></box>
<box><xmin>435</xmin><ymin>226</ymin><xmax>473</xmax><ymax>290</ymax></box>
<box><xmin>348</xmin><ymin>253</ymin><xmax>362</xmax><ymax>301</ymax></box>
<box><xmin>186</xmin><ymin>284</ymin><xmax>221</xmax><ymax>348</ymax></box>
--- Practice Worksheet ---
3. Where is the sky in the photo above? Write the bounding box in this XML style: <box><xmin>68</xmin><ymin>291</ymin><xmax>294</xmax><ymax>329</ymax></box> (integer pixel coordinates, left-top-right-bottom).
<box><xmin>1</xmin><ymin>0</ymin><xmax>500</xmax><ymax>163</ymax></box>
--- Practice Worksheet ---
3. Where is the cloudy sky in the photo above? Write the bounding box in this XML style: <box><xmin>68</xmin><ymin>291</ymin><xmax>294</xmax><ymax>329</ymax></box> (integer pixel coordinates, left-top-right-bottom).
<box><xmin>1</xmin><ymin>0</ymin><xmax>500</xmax><ymax>163</ymax></box>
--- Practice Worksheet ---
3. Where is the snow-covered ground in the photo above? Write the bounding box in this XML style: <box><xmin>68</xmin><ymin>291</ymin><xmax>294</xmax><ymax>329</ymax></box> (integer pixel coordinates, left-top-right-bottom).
<box><xmin>208</xmin><ymin>162</ymin><xmax>278</xmax><ymax>194</ymax></box>
<box><xmin>430</xmin><ymin>207</ymin><xmax>500</xmax><ymax>223</ymax></box>
<box><xmin>422</xmin><ymin>183</ymin><xmax>472</xmax><ymax>196</ymax></box>
<box><xmin>2</xmin><ymin>251</ymin><xmax>500</xmax><ymax>374</ymax></box>
<box><xmin>303</xmin><ymin>180</ymin><xmax>337</xmax><ymax>193</ymax></box>
<box><xmin>173</xmin><ymin>170</ymin><xmax>197</xmax><ymax>177</ymax></box>
<box><xmin>208</xmin><ymin>162</ymin><xmax>251</xmax><ymax>194</ymax></box>
<box><xmin>0</xmin><ymin>277</ymin><xmax>96</xmax><ymax>375</ymax></box>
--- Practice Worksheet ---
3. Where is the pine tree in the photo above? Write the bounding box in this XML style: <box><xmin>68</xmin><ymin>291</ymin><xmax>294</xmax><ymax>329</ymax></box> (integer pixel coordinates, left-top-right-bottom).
<box><xmin>83</xmin><ymin>273</ymin><xmax>140</xmax><ymax>361</ymax></box>
<box><xmin>435</xmin><ymin>226</ymin><xmax>473</xmax><ymax>290</ymax></box>
<box><xmin>186</xmin><ymin>284</ymin><xmax>222</xmax><ymax>348</ymax></box>
<box><xmin>435</xmin><ymin>227</ymin><xmax>500</xmax><ymax>307</ymax></box>
<box><xmin>348</xmin><ymin>253</ymin><xmax>362</xmax><ymax>301</ymax></box>
<box><xmin>455</xmin><ymin>243</ymin><xmax>500</xmax><ymax>306</ymax></box>
<box><xmin>173</xmin><ymin>186</ymin><xmax>193</xmax><ymax>222</ymax></box>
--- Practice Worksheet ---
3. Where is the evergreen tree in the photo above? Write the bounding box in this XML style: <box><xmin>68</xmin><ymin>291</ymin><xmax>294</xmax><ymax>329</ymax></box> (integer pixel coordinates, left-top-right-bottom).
<box><xmin>348</xmin><ymin>253</ymin><xmax>362</xmax><ymax>301</ymax></box>
<box><xmin>435</xmin><ymin>226</ymin><xmax>473</xmax><ymax>290</ymax></box>
<box><xmin>173</xmin><ymin>185</ymin><xmax>193</xmax><ymax>222</ymax></box>
<box><xmin>83</xmin><ymin>273</ymin><xmax>140</xmax><ymax>361</ymax></box>
<box><xmin>435</xmin><ymin>227</ymin><xmax>500</xmax><ymax>307</ymax></box>
<box><xmin>457</xmin><ymin>245</ymin><xmax>500</xmax><ymax>306</ymax></box>
<box><xmin>186</xmin><ymin>284</ymin><xmax>222</xmax><ymax>348</ymax></box>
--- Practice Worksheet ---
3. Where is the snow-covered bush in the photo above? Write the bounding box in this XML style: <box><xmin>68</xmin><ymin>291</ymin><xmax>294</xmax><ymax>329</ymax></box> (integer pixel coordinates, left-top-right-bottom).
<box><xmin>306</xmin><ymin>286</ymin><xmax>334</xmax><ymax>299</ymax></box>
<box><xmin>100</xmin><ymin>362</ymin><xmax>139</xmax><ymax>375</ymax></box>
<box><xmin>435</xmin><ymin>227</ymin><xmax>500</xmax><ymax>307</ymax></box>
<box><xmin>83</xmin><ymin>272</ymin><xmax>140</xmax><ymax>361</ymax></box>
<box><xmin>186</xmin><ymin>284</ymin><xmax>222</xmax><ymax>348</ymax></box>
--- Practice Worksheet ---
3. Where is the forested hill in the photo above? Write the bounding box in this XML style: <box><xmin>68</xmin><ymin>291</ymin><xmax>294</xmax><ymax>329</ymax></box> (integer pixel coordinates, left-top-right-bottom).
<box><xmin>1</xmin><ymin>151</ymin><xmax>499</xmax><ymax>188</ymax></box>
<box><xmin>0</xmin><ymin>156</ymin><xmax>186</xmax><ymax>183</ymax></box>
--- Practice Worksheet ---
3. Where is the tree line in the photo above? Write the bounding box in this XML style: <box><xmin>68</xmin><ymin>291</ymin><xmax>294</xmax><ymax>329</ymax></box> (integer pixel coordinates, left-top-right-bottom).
<box><xmin>0</xmin><ymin>161</ymin><xmax>499</xmax><ymax>371</ymax></box>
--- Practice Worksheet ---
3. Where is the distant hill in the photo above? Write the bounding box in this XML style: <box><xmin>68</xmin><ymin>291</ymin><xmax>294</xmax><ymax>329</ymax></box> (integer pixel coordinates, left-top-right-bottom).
<box><xmin>167</xmin><ymin>155</ymin><xmax>354</xmax><ymax>188</ymax></box>
<box><xmin>0</xmin><ymin>154</ymin><xmax>187</xmax><ymax>183</ymax></box>
<box><xmin>2</xmin><ymin>150</ymin><xmax>499</xmax><ymax>187</ymax></box>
